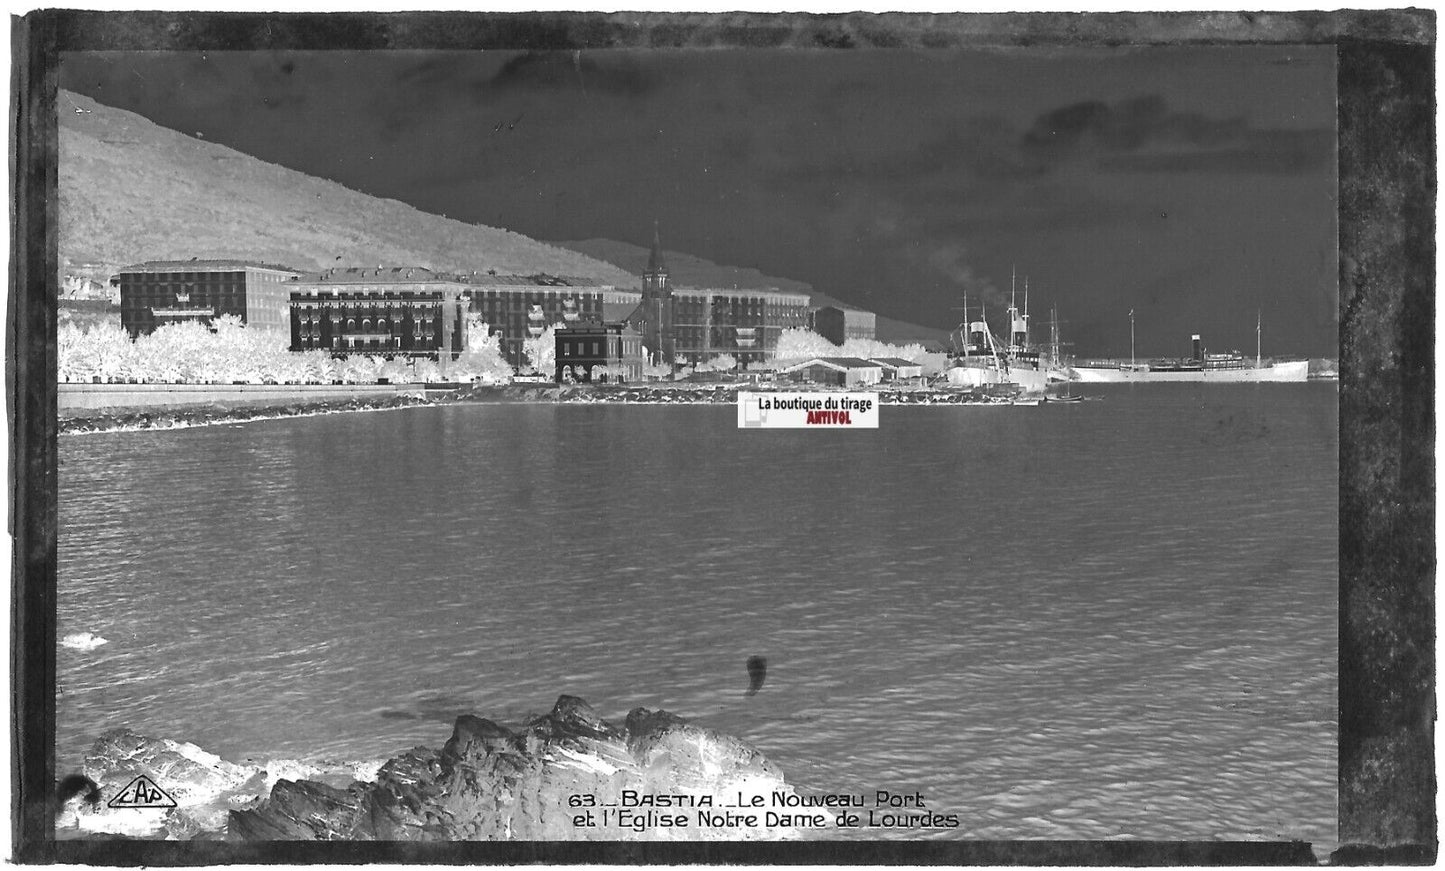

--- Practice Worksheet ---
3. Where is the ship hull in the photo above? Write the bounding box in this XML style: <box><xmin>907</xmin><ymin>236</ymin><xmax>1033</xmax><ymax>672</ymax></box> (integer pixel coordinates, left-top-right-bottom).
<box><xmin>1071</xmin><ymin>360</ymin><xmax>1310</xmax><ymax>383</ymax></box>
<box><xmin>945</xmin><ymin>363</ymin><xmax>1051</xmax><ymax>392</ymax></box>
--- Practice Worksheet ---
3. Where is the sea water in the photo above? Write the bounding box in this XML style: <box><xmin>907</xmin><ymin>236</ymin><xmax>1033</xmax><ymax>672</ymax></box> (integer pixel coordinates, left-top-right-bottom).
<box><xmin>56</xmin><ymin>383</ymin><xmax>1338</xmax><ymax>844</ymax></box>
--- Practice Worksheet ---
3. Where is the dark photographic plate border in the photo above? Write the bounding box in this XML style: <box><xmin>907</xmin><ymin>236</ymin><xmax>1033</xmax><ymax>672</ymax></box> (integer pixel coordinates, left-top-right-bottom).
<box><xmin>10</xmin><ymin>8</ymin><xmax>1435</xmax><ymax>865</ymax></box>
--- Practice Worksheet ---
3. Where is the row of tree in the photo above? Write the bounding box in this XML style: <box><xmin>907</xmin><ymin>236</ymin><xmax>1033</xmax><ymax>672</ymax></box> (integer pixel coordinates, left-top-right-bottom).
<box><xmin>772</xmin><ymin>328</ymin><xmax>949</xmax><ymax>375</ymax></box>
<box><xmin>58</xmin><ymin>318</ymin><xmax>944</xmax><ymax>386</ymax></box>
<box><xmin>525</xmin><ymin>325</ymin><xmax>941</xmax><ymax>378</ymax></box>
<box><xmin>59</xmin><ymin>315</ymin><xmax>514</xmax><ymax>384</ymax></box>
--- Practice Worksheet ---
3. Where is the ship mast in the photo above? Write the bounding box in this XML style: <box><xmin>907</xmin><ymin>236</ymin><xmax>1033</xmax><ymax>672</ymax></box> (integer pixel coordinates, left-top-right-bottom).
<box><xmin>1050</xmin><ymin>303</ymin><xmax>1060</xmax><ymax>369</ymax></box>
<box><xmin>1023</xmin><ymin>276</ymin><xmax>1031</xmax><ymax>347</ymax></box>
<box><xmin>1129</xmin><ymin>309</ymin><xmax>1135</xmax><ymax>367</ymax></box>
<box><xmin>960</xmin><ymin>290</ymin><xmax>969</xmax><ymax>358</ymax></box>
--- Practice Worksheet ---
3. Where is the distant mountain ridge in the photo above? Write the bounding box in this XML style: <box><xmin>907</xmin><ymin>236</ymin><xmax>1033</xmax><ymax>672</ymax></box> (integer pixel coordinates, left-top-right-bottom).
<box><xmin>57</xmin><ymin>91</ymin><xmax>637</xmax><ymax>289</ymax></box>
<box><xmin>556</xmin><ymin>238</ymin><xmax>950</xmax><ymax>346</ymax></box>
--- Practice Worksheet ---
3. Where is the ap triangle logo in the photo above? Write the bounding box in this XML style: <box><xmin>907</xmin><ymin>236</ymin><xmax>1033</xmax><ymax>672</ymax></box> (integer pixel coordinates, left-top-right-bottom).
<box><xmin>106</xmin><ymin>774</ymin><xmax>177</xmax><ymax>809</ymax></box>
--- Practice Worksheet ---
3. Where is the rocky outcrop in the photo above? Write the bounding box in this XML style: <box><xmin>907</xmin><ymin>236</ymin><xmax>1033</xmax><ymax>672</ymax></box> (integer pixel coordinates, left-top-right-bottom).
<box><xmin>230</xmin><ymin>696</ymin><xmax>797</xmax><ymax>841</ymax></box>
<box><xmin>70</xmin><ymin>728</ymin><xmax>372</xmax><ymax>839</ymax></box>
<box><xmin>70</xmin><ymin>696</ymin><xmax>800</xmax><ymax>841</ymax></box>
<box><xmin>70</xmin><ymin>730</ymin><xmax>256</xmax><ymax>838</ymax></box>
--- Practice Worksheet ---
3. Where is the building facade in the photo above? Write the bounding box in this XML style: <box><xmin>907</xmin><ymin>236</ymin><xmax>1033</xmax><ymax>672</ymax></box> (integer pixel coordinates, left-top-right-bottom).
<box><xmin>554</xmin><ymin>323</ymin><xmax>645</xmax><ymax>383</ymax></box>
<box><xmin>288</xmin><ymin>267</ymin><xmax>468</xmax><ymax>359</ymax></box>
<box><xmin>671</xmin><ymin>288</ymin><xmax>811</xmax><ymax>366</ymax></box>
<box><xmin>811</xmin><ymin>305</ymin><xmax>877</xmax><ymax>346</ymax></box>
<box><xmin>462</xmin><ymin>274</ymin><xmax>638</xmax><ymax>370</ymax></box>
<box><xmin>115</xmin><ymin>260</ymin><xmax>300</xmax><ymax>336</ymax></box>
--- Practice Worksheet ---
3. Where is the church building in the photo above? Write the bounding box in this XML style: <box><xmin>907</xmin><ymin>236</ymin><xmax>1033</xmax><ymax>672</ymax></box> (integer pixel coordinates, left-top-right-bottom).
<box><xmin>626</xmin><ymin>223</ymin><xmax>677</xmax><ymax>367</ymax></box>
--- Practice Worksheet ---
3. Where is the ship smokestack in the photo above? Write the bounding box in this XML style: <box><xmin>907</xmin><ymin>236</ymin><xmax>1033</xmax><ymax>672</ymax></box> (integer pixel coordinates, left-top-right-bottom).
<box><xmin>1191</xmin><ymin>334</ymin><xmax>1203</xmax><ymax>362</ymax></box>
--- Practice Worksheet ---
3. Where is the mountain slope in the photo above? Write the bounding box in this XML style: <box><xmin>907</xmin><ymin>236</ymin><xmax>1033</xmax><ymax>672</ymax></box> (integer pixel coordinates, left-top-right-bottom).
<box><xmin>58</xmin><ymin>91</ymin><xmax>638</xmax><ymax>289</ymax></box>
<box><xmin>557</xmin><ymin>238</ymin><xmax>951</xmax><ymax>346</ymax></box>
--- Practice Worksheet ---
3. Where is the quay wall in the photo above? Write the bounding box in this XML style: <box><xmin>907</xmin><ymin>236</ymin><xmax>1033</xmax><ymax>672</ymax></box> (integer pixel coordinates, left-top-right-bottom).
<box><xmin>58</xmin><ymin>383</ymin><xmax>424</xmax><ymax>415</ymax></box>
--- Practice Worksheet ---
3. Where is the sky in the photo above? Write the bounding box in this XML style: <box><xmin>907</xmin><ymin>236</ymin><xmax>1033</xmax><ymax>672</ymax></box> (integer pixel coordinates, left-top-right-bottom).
<box><xmin>59</xmin><ymin>44</ymin><xmax>1338</xmax><ymax>357</ymax></box>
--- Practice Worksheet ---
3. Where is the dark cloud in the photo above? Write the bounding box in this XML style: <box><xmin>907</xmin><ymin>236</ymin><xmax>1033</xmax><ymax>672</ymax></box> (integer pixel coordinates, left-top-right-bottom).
<box><xmin>1024</xmin><ymin>95</ymin><xmax>1247</xmax><ymax>152</ymax></box>
<box><xmin>1019</xmin><ymin>94</ymin><xmax>1330</xmax><ymax>175</ymax></box>
<box><xmin>1099</xmin><ymin>129</ymin><xmax>1334</xmax><ymax>174</ymax></box>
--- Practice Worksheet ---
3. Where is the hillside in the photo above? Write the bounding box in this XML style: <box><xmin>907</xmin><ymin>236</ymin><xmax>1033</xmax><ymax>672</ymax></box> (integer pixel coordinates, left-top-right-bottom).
<box><xmin>57</xmin><ymin>91</ymin><xmax>638</xmax><ymax>289</ymax></box>
<box><xmin>558</xmin><ymin>238</ymin><xmax>951</xmax><ymax>347</ymax></box>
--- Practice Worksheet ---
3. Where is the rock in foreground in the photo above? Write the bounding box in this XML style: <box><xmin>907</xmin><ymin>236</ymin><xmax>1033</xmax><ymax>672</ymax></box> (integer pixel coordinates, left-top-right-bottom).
<box><xmin>231</xmin><ymin>696</ymin><xmax>797</xmax><ymax>840</ymax></box>
<box><xmin>74</xmin><ymin>697</ymin><xmax>800</xmax><ymax>841</ymax></box>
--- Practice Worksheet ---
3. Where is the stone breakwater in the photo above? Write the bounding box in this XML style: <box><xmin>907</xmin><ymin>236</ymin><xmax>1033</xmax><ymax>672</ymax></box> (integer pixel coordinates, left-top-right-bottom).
<box><xmin>60</xmin><ymin>393</ymin><xmax>433</xmax><ymax>435</ymax></box>
<box><xmin>475</xmin><ymin>384</ymin><xmax>1027</xmax><ymax>406</ymax></box>
<box><xmin>65</xmin><ymin>696</ymin><xmax>800</xmax><ymax>841</ymax></box>
<box><xmin>57</xmin><ymin>383</ymin><xmax>1036</xmax><ymax>434</ymax></box>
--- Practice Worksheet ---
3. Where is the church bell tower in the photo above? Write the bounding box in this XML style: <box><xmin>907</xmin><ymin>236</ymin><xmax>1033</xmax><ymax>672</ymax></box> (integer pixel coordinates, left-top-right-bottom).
<box><xmin>640</xmin><ymin>221</ymin><xmax>676</xmax><ymax>366</ymax></box>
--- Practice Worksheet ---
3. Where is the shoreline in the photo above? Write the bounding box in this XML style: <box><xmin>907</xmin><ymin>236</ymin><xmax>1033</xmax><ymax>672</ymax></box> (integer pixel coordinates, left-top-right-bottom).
<box><xmin>59</xmin><ymin>393</ymin><xmax>436</xmax><ymax>435</ymax></box>
<box><xmin>59</xmin><ymin>382</ymin><xmax>1043</xmax><ymax>433</ymax></box>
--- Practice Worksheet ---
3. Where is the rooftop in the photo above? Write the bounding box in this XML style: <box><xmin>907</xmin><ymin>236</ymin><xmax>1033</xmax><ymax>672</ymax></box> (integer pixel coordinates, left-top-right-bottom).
<box><xmin>459</xmin><ymin>273</ymin><xmax>612</xmax><ymax>288</ymax></box>
<box><xmin>673</xmin><ymin>287</ymin><xmax>811</xmax><ymax>303</ymax></box>
<box><xmin>813</xmin><ymin>302</ymin><xmax>874</xmax><ymax>315</ymax></box>
<box><xmin>297</xmin><ymin>266</ymin><xmax>462</xmax><ymax>284</ymax></box>
<box><xmin>781</xmin><ymin>356</ymin><xmax>884</xmax><ymax>371</ymax></box>
<box><xmin>118</xmin><ymin>259</ymin><xmax>300</xmax><ymax>274</ymax></box>
<box><xmin>557</xmin><ymin>322</ymin><xmax>639</xmax><ymax>335</ymax></box>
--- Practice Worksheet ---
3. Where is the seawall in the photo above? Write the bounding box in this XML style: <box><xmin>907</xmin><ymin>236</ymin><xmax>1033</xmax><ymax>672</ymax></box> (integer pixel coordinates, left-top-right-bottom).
<box><xmin>59</xmin><ymin>383</ymin><xmax>425</xmax><ymax>417</ymax></box>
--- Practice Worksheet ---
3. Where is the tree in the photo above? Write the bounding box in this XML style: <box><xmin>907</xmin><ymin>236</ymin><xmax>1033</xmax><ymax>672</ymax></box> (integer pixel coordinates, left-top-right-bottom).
<box><xmin>451</xmin><ymin>316</ymin><xmax>513</xmax><ymax>383</ymax></box>
<box><xmin>59</xmin><ymin>322</ymin><xmax>138</xmax><ymax>382</ymax></box>
<box><xmin>710</xmin><ymin>353</ymin><xmax>738</xmax><ymax>372</ymax></box>
<box><xmin>641</xmin><ymin>360</ymin><xmax>672</xmax><ymax>380</ymax></box>
<box><xmin>773</xmin><ymin>328</ymin><xmax>837</xmax><ymax>361</ymax></box>
<box><xmin>522</xmin><ymin>323</ymin><xmax>561</xmax><ymax>374</ymax></box>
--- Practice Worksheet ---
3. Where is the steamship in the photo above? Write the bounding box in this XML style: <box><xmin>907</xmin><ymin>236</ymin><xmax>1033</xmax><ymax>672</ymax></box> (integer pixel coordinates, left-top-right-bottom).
<box><xmin>943</xmin><ymin>276</ymin><xmax>1067</xmax><ymax>395</ymax></box>
<box><xmin>1072</xmin><ymin>325</ymin><xmax>1309</xmax><ymax>383</ymax></box>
